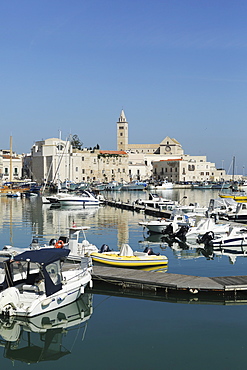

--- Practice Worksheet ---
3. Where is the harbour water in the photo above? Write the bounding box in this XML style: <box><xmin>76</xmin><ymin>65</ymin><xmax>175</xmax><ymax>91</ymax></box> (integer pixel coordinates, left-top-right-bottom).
<box><xmin>1</xmin><ymin>189</ymin><xmax>247</xmax><ymax>369</ymax></box>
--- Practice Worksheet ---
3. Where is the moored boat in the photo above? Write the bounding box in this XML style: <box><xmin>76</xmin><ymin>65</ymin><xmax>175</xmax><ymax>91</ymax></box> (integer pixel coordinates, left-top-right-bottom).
<box><xmin>91</xmin><ymin>243</ymin><xmax>168</xmax><ymax>267</ymax></box>
<box><xmin>0</xmin><ymin>248</ymin><xmax>92</xmax><ymax>318</ymax></box>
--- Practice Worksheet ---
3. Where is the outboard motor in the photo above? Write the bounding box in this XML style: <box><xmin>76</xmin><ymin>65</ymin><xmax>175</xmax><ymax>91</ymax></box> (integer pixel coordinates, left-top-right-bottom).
<box><xmin>100</xmin><ymin>244</ymin><xmax>111</xmax><ymax>253</ymax></box>
<box><xmin>162</xmin><ymin>223</ymin><xmax>174</xmax><ymax>236</ymax></box>
<box><xmin>197</xmin><ymin>231</ymin><xmax>214</xmax><ymax>246</ymax></box>
<box><xmin>49</xmin><ymin>238</ymin><xmax>57</xmax><ymax>246</ymax></box>
<box><xmin>143</xmin><ymin>247</ymin><xmax>160</xmax><ymax>256</ymax></box>
<box><xmin>30</xmin><ymin>238</ymin><xmax>40</xmax><ymax>249</ymax></box>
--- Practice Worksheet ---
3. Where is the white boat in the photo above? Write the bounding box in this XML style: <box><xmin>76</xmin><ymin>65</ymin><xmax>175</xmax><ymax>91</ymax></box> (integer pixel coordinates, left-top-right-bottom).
<box><xmin>135</xmin><ymin>193</ymin><xmax>178</xmax><ymax>209</ymax></box>
<box><xmin>175</xmin><ymin>203</ymin><xmax>207</xmax><ymax>217</ymax></box>
<box><xmin>0</xmin><ymin>248</ymin><xmax>92</xmax><ymax>318</ymax></box>
<box><xmin>185</xmin><ymin>218</ymin><xmax>231</xmax><ymax>239</ymax></box>
<box><xmin>56</xmin><ymin>190</ymin><xmax>100</xmax><ymax>207</ymax></box>
<box><xmin>148</xmin><ymin>180</ymin><xmax>173</xmax><ymax>190</ymax></box>
<box><xmin>198</xmin><ymin>226</ymin><xmax>247</xmax><ymax>248</ymax></box>
<box><xmin>121</xmin><ymin>181</ymin><xmax>147</xmax><ymax>191</ymax></box>
<box><xmin>139</xmin><ymin>212</ymin><xmax>195</xmax><ymax>234</ymax></box>
<box><xmin>47</xmin><ymin>225</ymin><xmax>98</xmax><ymax>261</ymax></box>
<box><xmin>1</xmin><ymin>225</ymin><xmax>98</xmax><ymax>263</ymax></box>
<box><xmin>207</xmin><ymin>198</ymin><xmax>238</xmax><ymax>219</ymax></box>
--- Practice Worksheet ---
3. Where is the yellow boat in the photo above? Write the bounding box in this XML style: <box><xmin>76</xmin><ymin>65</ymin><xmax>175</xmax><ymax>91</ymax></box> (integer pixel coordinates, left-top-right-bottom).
<box><xmin>91</xmin><ymin>244</ymin><xmax>168</xmax><ymax>268</ymax></box>
<box><xmin>219</xmin><ymin>192</ymin><xmax>247</xmax><ymax>202</ymax></box>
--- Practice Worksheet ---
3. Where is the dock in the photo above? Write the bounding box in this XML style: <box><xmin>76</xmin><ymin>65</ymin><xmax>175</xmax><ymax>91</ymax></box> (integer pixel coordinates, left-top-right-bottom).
<box><xmin>92</xmin><ymin>265</ymin><xmax>247</xmax><ymax>300</ymax></box>
<box><xmin>103</xmin><ymin>199</ymin><xmax>172</xmax><ymax>218</ymax></box>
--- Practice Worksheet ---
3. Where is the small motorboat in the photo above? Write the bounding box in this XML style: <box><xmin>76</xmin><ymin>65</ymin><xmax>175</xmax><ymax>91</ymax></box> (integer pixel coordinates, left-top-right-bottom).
<box><xmin>0</xmin><ymin>248</ymin><xmax>92</xmax><ymax>318</ymax></box>
<box><xmin>185</xmin><ymin>218</ymin><xmax>231</xmax><ymax>239</ymax></box>
<box><xmin>29</xmin><ymin>225</ymin><xmax>98</xmax><ymax>262</ymax></box>
<box><xmin>6</xmin><ymin>191</ymin><xmax>21</xmax><ymax>198</ymax></box>
<box><xmin>197</xmin><ymin>226</ymin><xmax>247</xmax><ymax>248</ymax></box>
<box><xmin>139</xmin><ymin>212</ymin><xmax>195</xmax><ymax>234</ymax></box>
<box><xmin>91</xmin><ymin>243</ymin><xmax>168</xmax><ymax>267</ymax></box>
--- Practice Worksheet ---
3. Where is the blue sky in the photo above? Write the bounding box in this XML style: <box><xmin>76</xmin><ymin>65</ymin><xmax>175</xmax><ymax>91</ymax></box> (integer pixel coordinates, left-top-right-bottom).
<box><xmin>1</xmin><ymin>0</ymin><xmax>247</xmax><ymax>175</ymax></box>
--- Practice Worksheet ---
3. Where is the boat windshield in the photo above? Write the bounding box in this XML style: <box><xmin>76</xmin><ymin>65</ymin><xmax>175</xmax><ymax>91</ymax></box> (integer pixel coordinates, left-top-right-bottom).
<box><xmin>45</xmin><ymin>261</ymin><xmax>62</xmax><ymax>286</ymax></box>
<box><xmin>10</xmin><ymin>261</ymin><xmax>40</xmax><ymax>283</ymax></box>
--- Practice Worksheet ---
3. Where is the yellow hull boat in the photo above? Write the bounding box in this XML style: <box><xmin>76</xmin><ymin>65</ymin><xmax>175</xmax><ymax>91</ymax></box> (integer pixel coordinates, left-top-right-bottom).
<box><xmin>91</xmin><ymin>244</ymin><xmax>168</xmax><ymax>268</ymax></box>
<box><xmin>219</xmin><ymin>193</ymin><xmax>247</xmax><ymax>202</ymax></box>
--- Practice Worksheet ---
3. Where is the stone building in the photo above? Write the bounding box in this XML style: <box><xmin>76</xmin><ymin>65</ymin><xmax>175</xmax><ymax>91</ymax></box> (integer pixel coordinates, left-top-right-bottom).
<box><xmin>30</xmin><ymin>138</ymin><xmax>129</xmax><ymax>184</ymax></box>
<box><xmin>116</xmin><ymin>110</ymin><xmax>227</xmax><ymax>182</ymax></box>
<box><xmin>152</xmin><ymin>155</ymin><xmax>226</xmax><ymax>183</ymax></box>
<box><xmin>0</xmin><ymin>150</ymin><xmax>23</xmax><ymax>181</ymax></box>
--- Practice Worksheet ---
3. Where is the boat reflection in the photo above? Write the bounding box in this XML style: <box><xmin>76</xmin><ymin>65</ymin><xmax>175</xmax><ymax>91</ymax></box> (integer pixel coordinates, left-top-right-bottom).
<box><xmin>0</xmin><ymin>293</ymin><xmax>93</xmax><ymax>364</ymax></box>
<box><xmin>212</xmin><ymin>245</ymin><xmax>247</xmax><ymax>264</ymax></box>
<box><xmin>140</xmin><ymin>233</ymin><xmax>202</xmax><ymax>260</ymax></box>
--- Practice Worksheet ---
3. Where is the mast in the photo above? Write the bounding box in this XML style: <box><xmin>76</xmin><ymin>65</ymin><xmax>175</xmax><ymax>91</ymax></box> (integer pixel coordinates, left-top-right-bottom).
<box><xmin>9</xmin><ymin>135</ymin><xmax>13</xmax><ymax>182</ymax></box>
<box><xmin>232</xmin><ymin>156</ymin><xmax>235</xmax><ymax>182</ymax></box>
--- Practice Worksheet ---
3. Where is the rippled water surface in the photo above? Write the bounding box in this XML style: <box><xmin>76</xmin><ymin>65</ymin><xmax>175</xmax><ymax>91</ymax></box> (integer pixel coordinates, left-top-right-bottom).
<box><xmin>1</xmin><ymin>189</ymin><xmax>247</xmax><ymax>369</ymax></box>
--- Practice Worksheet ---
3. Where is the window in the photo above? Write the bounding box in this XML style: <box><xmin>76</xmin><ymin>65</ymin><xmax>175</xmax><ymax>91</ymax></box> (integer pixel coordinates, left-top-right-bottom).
<box><xmin>82</xmin><ymin>157</ymin><xmax>84</xmax><ymax>161</ymax></box>
<box><xmin>82</xmin><ymin>169</ymin><xmax>85</xmax><ymax>174</ymax></box>
<box><xmin>76</xmin><ymin>167</ymin><xmax>78</xmax><ymax>172</ymax></box>
<box><xmin>14</xmin><ymin>168</ymin><xmax>18</xmax><ymax>175</ymax></box>
<box><xmin>4</xmin><ymin>168</ymin><xmax>8</xmax><ymax>174</ymax></box>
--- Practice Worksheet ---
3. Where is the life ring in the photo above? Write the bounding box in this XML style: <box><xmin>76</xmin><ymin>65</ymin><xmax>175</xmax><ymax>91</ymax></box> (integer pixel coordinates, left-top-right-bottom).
<box><xmin>55</xmin><ymin>240</ymin><xmax>64</xmax><ymax>248</ymax></box>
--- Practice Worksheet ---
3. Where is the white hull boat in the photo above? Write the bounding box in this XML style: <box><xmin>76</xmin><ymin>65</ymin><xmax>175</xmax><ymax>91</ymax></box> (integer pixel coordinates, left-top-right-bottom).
<box><xmin>185</xmin><ymin>218</ymin><xmax>231</xmax><ymax>239</ymax></box>
<box><xmin>139</xmin><ymin>213</ymin><xmax>195</xmax><ymax>234</ymax></box>
<box><xmin>198</xmin><ymin>226</ymin><xmax>247</xmax><ymax>248</ymax></box>
<box><xmin>0</xmin><ymin>248</ymin><xmax>92</xmax><ymax>318</ymax></box>
<box><xmin>57</xmin><ymin>190</ymin><xmax>100</xmax><ymax>207</ymax></box>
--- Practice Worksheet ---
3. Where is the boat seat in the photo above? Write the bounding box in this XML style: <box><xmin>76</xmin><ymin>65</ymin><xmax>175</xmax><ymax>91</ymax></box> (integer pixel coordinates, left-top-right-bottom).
<box><xmin>22</xmin><ymin>284</ymin><xmax>39</xmax><ymax>292</ymax></box>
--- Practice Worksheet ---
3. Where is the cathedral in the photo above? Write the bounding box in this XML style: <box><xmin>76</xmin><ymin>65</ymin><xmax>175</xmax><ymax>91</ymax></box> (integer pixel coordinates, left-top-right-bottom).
<box><xmin>117</xmin><ymin>109</ymin><xmax>184</xmax><ymax>156</ymax></box>
<box><xmin>116</xmin><ymin>109</ymin><xmax>226</xmax><ymax>183</ymax></box>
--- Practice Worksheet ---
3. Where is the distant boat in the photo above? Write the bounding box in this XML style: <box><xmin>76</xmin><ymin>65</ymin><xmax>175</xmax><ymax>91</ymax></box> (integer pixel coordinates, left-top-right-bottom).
<box><xmin>121</xmin><ymin>181</ymin><xmax>147</xmax><ymax>191</ymax></box>
<box><xmin>148</xmin><ymin>180</ymin><xmax>173</xmax><ymax>190</ymax></box>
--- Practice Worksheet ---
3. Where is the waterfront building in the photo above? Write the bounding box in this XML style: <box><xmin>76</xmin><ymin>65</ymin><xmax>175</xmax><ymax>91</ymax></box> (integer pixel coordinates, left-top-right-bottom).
<box><xmin>117</xmin><ymin>110</ymin><xmax>228</xmax><ymax>182</ymax></box>
<box><xmin>0</xmin><ymin>149</ymin><xmax>23</xmax><ymax>181</ymax></box>
<box><xmin>30</xmin><ymin>138</ymin><xmax>129</xmax><ymax>184</ymax></box>
<box><xmin>152</xmin><ymin>155</ymin><xmax>226</xmax><ymax>183</ymax></box>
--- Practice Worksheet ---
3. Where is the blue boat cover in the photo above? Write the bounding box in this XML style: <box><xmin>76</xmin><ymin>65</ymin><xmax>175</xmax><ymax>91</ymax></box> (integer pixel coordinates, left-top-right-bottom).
<box><xmin>13</xmin><ymin>248</ymin><xmax>70</xmax><ymax>265</ymax></box>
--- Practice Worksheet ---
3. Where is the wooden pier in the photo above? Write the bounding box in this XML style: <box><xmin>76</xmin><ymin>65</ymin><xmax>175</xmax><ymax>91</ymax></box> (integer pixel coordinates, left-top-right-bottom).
<box><xmin>92</xmin><ymin>265</ymin><xmax>247</xmax><ymax>300</ymax></box>
<box><xmin>103</xmin><ymin>199</ymin><xmax>172</xmax><ymax>218</ymax></box>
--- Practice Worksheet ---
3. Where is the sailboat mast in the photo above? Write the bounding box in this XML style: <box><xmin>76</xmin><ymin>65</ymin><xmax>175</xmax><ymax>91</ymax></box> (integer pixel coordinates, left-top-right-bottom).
<box><xmin>9</xmin><ymin>135</ymin><xmax>13</xmax><ymax>182</ymax></box>
<box><xmin>232</xmin><ymin>156</ymin><xmax>235</xmax><ymax>183</ymax></box>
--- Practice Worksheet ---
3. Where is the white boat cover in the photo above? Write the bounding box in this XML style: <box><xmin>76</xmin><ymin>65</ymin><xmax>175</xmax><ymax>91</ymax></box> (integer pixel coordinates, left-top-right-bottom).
<box><xmin>119</xmin><ymin>244</ymin><xmax>134</xmax><ymax>256</ymax></box>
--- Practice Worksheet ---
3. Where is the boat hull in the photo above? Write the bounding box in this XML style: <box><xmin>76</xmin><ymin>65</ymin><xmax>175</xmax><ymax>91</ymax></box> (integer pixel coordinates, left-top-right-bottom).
<box><xmin>0</xmin><ymin>270</ymin><xmax>92</xmax><ymax>318</ymax></box>
<box><xmin>91</xmin><ymin>252</ymin><xmax>168</xmax><ymax>267</ymax></box>
<box><xmin>58</xmin><ymin>199</ymin><xmax>99</xmax><ymax>206</ymax></box>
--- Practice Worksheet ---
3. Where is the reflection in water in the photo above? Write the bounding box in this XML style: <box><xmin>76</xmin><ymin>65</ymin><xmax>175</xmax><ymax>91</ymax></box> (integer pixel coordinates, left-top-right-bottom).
<box><xmin>0</xmin><ymin>293</ymin><xmax>93</xmax><ymax>364</ymax></box>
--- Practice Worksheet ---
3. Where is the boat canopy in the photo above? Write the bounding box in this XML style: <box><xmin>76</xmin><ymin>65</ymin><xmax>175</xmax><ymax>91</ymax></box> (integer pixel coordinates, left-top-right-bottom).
<box><xmin>4</xmin><ymin>248</ymin><xmax>70</xmax><ymax>297</ymax></box>
<box><xmin>13</xmin><ymin>248</ymin><xmax>70</xmax><ymax>265</ymax></box>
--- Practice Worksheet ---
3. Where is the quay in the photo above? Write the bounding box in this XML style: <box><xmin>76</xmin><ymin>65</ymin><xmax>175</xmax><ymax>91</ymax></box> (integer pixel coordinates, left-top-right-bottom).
<box><xmin>92</xmin><ymin>265</ymin><xmax>247</xmax><ymax>299</ymax></box>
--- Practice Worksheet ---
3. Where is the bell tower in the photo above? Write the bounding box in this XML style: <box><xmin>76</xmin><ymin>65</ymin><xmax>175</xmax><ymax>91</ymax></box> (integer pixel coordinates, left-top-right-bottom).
<box><xmin>117</xmin><ymin>109</ymin><xmax>128</xmax><ymax>151</ymax></box>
